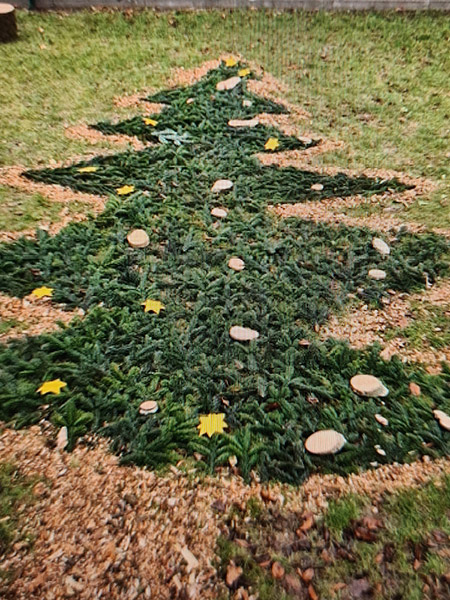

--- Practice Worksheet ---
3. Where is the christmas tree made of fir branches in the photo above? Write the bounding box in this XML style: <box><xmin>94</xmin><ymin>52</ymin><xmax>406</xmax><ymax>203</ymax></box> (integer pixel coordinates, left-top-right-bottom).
<box><xmin>0</xmin><ymin>60</ymin><xmax>448</xmax><ymax>483</ymax></box>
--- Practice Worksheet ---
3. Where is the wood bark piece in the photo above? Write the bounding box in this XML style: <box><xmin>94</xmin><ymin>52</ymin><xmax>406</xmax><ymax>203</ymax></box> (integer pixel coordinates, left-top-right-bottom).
<box><xmin>228</xmin><ymin>257</ymin><xmax>245</xmax><ymax>271</ymax></box>
<box><xmin>139</xmin><ymin>400</ymin><xmax>158</xmax><ymax>415</ymax></box>
<box><xmin>368</xmin><ymin>269</ymin><xmax>386</xmax><ymax>280</ymax></box>
<box><xmin>216</xmin><ymin>76</ymin><xmax>241</xmax><ymax>91</ymax></box>
<box><xmin>350</xmin><ymin>374</ymin><xmax>389</xmax><ymax>397</ymax></box>
<box><xmin>229</xmin><ymin>325</ymin><xmax>259</xmax><ymax>341</ymax></box>
<box><xmin>375</xmin><ymin>414</ymin><xmax>389</xmax><ymax>427</ymax></box>
<box><xmin>372</xmin><ymin>237</ymin><xmax>390</xmax><ymax>257</ymax></box>
<box><xmin>211</xmin><ymin>179</ymin><xmax>233</xmax><ymax>193</ymax></box>
<box><xmin>127</xmin><ymin>229</ymin><xmax>149</xmax><ymax>248</ymax></box>
<box><xmin>0</xmin><ymin>4</ymin><xmax>17</xmax><ymax>43</ymax></box>
<box><xmin>228</xmin><ymin>118</ymin><xmax>259</xmax><ymax>128</ymax></box>
<box><xmin>304</xmin><ymin>430</ymin><xmax>346</xmax><ymax>455</ymax></box>
<box><xmin>210</xmin><ymin>207</ymin><xmax>228</xmax><ymax>218</ymax></box>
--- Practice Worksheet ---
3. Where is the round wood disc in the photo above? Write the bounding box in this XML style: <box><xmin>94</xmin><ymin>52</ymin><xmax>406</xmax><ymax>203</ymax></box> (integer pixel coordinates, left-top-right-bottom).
<box><xmin>228</xmin><ymin>257</ymin><xmax>245</xmax><ymax>271</ymax></box>
<box><xmin>311</xmin><ymin>183</ymin><xmax>324</xmax><ymax>191</ymax></box>
<box><xmin>304</xmin><ymin>430</ymin><xmax>346</xmax><ymax>455</ymax></box>
<box><xmin>127</xmin><ymin>229</ymin><xmax>149</xmax><ymax>248</ymax></box>
<box><xmin>0</xmin><ymin>3</ymin><xmax>14</xmax><ymax>13</ymax></box>
<box><xmin>228</xmin><ymin>118</ymin><xmax>259</xmax><ymax>128</ymax></box>
<box><xmin>139</xmin><ymin>400</ymin><xmax>158</xmax><ymax>415</ymax></box>
<box><xmin>438</xmin><ymin>415</ymin><xmax>450</xmax><ymax>431</ymax></box>
<box><xmin>350</xmin><ymin>374</ymin><xmax>389</xmax><ymax>397</ymax></box>
<box><xmin>216</xmin><ymin>76</ymin><xmax>241</xmax><ymax>91</ymax></box>
<box><xmin>211</xmin><ymin>207</ymin><xmax>228</xmax><ymax>218</ymax></box>
<box><xmin>229</xmin><ymin>326</ymin><xmax>259</xmax><ymax>341</ymax></box>
<box><xmin>433</xmin><ymin>409</ymin><xmax>448</xmax><ymax>420</ymax></box>
<box><xmin>368</xmin><ymin>269</ymin><xmax>386</xmax><ymax>280</ymax></box>
<box><xmin>211</xmin><ymin>179</ymin><xmax>233</xmax><ymax>193</ymax></box>
<box><xmin>372</xmin><ymin>237</ymin><xmax>390</xmax><ymax>256</ymax></box>
<box><xmin>375</xmin><ymin>414</ymin><xmax>389</xmax><ymax>427</ymax></box>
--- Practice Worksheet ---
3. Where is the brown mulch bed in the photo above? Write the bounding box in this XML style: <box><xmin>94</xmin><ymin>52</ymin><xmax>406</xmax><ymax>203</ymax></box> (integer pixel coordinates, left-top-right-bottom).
<box><xmin>0</xmin><ymin>293</ymin><xmax>82</xmax><ymax>343</ymax></box>
<box><xmin>320</xmin><ymin>280</ymin><xmax>450</xmax><ymax>372</ymax></box>
<box><xmin>65</xmin><ymin>123</ymin><xmax>149</xmax><ymax>151</ymax></box>
<box><xmin>1</xmin><ymin>425</ymin><xmax>449</xmax><ymax>600</ymax></box>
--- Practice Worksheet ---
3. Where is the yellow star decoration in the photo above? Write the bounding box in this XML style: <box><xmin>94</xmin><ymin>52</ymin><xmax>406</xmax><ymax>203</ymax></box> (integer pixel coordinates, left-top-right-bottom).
<box><xmin>238</xmin><ymin>68</ymin><xmax>251</xmax><ymax>77</ymax></box>
<box><xmin>143</xmin><ymin>118</ymin><xmax>158</xmax><ymax>126</ymax></box>
<box><xmin>141</xmin><ymin>299</ymin><xmax>165</xmax><ymax>314</ymax></box>
<box><xmin>31</xmin><ymin>286</ymin><xmax>53</xmax><ymax>299</ymax></box>
<box><xmin>77</xmin><ymin>166</ymin><xmax>98</xmax><ymax>173</ymax></box>
<box><xmin>37</xmin><ymin>378</ymin><xmax>67</xmax><ymax>395</ymax></box>
<box><xmin>116</xmin><ymin>185</ymin><xmax>135</xmax><ymax>195</ymax></box>
<box><xmin>224</xmin><ymin>57</ymin><xmax>237</xmax><ymax>67</ymax></box>
<box><xmin>264</xmin><ymin>137</ymin><xmax>280</xmax><ymax>151</ymax></box>
<box><xmin>198</xmin><ymin>414</ymin><xmax>228</xmax><ymax>438</ymax></box>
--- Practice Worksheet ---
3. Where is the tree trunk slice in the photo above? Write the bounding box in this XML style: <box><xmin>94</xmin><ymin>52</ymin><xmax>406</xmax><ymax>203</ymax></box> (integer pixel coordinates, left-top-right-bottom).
<box><xmin>0</xmin><ymin>4</ymin><xmax>17</xmax><ymax>43</ymax></box>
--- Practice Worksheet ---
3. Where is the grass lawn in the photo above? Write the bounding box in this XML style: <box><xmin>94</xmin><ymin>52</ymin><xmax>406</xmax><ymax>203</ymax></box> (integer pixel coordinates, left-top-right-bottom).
<box><xmin>217</xmin><ymin>476</ymin><xmax>450</xmax><ymax>599</ymax></box>
<box><xmin>1</xmin><ymin>10</ymin><xmax>449</xmax><ymax>228</ymax></box>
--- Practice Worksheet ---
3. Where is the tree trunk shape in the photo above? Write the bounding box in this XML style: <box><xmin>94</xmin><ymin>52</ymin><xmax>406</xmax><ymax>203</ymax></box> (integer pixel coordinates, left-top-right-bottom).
<box><xmin>0</xmin><ymin>4</ymin><xmax>17</xmax><ymax>43</ymax></box>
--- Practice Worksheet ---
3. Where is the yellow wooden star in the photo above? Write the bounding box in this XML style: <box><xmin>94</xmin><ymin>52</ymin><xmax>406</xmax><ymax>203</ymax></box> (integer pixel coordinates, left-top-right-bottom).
<box><xmin>224</xmin><ymin>57</ymin><xmax>237</xmax><ymax>67</ymax></box>
<box><xmin>31</xmin><ymin>286</ymin><xmax>53</xmax><ymax>299</ymax></box>
<box><xmin>264</xmin><ymin>137</ymin><xmax>280</xmax><ymax>151</ymax></box>
<box><xmin>116</xmin><ymin>185</ymin><xmax>135</xmax><ymax>195</ymax></box>
<box><xmin>37</xmin><ymin>378</ymin><xmax>67</xmax><ymax>395</ymax></box>
<box><xmin>77</xmin><ymin>166</ymin><xmax>98</xmax><ymax>173</ymax></box>
<box><xmin>143</xmin><ymin>118</ymin><xmax>158</xmax><ymax>126</ymax></box>
<box><xmin>141</xmin><ymin>299</ymin><xmax>165</xmax><ymax>314</ymax></box>
<box><xmin>198</xmin><ymin>413</ymin><xmax>228</xmax><ymax>438</ymax></box>
<box><xmin>238</xmin><ymin>68</ymin><xmax>250</xmax><ymax>77</ymax></box>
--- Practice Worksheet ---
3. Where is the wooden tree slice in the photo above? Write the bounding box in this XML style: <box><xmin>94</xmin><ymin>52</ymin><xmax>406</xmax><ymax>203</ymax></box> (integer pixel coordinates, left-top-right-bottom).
<box><xmin>372</xmin><ymin>237</ymin><xmax>390</xmax><ymax>257</ymax></box>
<box><xmin>0</xmin><ymin>4</ymin><xmax>17</xmax><ymax>43</ymax></box>
<box><xmin>216</xmin><ymin>76</ymin><xmax>241</xmax><ymax>91</ymax></box>
<box><xmin>127</xmin><ymin>229</ymin><xmax>149</xmax><ymax>248</ymax></box>
<box><xmin>304</xmin><ymin>430</ymin><xmax>346</xmax><ymax>455</ymax></box>
<box><xmin>368</xmin><ymin>269</ymin><xmax>386</xmax><ymax>280</ymax></box>
<box><xmin>375</xmin><ymin>414</ymin><xmax>389</xmax><ymax>427</ymax></box>
<box><xmin>228</xmin><ymin>257</ymin><xmax>245</xmax><ymax>272</ymax></box>
<box><xmin>310</xmin><ymin>183</ymin><xmax>324</xmax><ymax>192</ymax></box>
<box><xmin>228</xmin><ymin>118</ymin><xmax>259</xmax><ymax>128</ymax></box>
<box><xmin>211</xmin><ymin>179</ymin><xmax>233</xmax><ymax>193</ymax></box>
<box><xmin>438</xmin><ymin>415</ymin><xmax>450</xmax><ymax>431</ymax></box>
<box><xmin>139</xmin><ymin>400</ymin><xmax>158</xmax><ymax>415</ymax></box>
<box><xmin>350</xmin><ymin>374</ymin><xmax>389</xmax><ymax>397</ymax></box>
<box><xmin>229</xmin><ymin>326</ymin><xmax>259</xmax><ymax>341</ymax></box>
<box><xmin>211</xmin><ymin>207</ymin><xmax>228</xmax><ymax>218</ymax></box>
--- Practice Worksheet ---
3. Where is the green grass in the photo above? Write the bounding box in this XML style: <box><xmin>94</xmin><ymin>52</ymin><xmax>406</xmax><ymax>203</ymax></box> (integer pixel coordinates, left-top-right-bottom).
<box><xmin>0</xmin><ymin>463</ymin><xmax>36</xmax><ymax>556</ymax></box>
<box><xmin>0</xmin><ymin>186</ymin><xmax>65</xmax><ymax>232</ymax></box>
<box><xmin>217</xmin><ymin>476</ymin><xmax>450</xmax><ymax>599</ymax></box>
<box><xmin>0</xmin><ymin>10</ymin><xmax>449</xmax><ymax>229</ymax></box>
<box><xmin>386</xmin><ymin>302</ymin><xmax>450</xmax><ymax>350</ymax></box>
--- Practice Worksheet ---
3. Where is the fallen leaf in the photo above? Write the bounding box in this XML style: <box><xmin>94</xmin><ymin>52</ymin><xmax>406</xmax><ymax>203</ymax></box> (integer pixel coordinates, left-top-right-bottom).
<box><xmin>224</xmin><ymin>57</ymin><xmax>237</xmax><ymax>67</ymax></box>
<box><xmin>347</xmin><ymin>578</ymin><xmax>371</xmax><ymax>598</ymax></box>
<box><xmin>308</xmin><ymin>584</ymin><xmax>318</xmax><ymax>600</ymax></box>
<box><xmin>238</xmin><ymin>68</ymin><xmax>251</xmax><ymax>77</ymax></box>
<box><xmin>301</xmin><ymin>567</ymin><xmax>315</xmax><ymax>583</ymax></box>
<box><xmin>226</xmin><ymin>562</ymin><xmax>243</xmax><ymax>587</ymax></box>
<box><xmin>37</xmin><ymin>379</ymin><xmax>67</xmax><ymax>395</ymax></box>
<box><xmin>141</xmin><ymin>299</ymin><xmax>164</xmax><ymax>314</ymax></box>
<box><xmin>198</xmin><ymin>413</ymin><xmax>227</xmax><ymax>437</ymax></box>
<box><xmin>271</xmin><ymin>561</ymin><xmax>285</xmax><ymax>579</ymax></box>
<box><xmin>284</xmin><ymin>574</ymin><xmax>302</xmax><ymax>595</ymax></box>
<box><xmin>264</xmin><ymin>137</ymin><xmax>280</xmax><ymax>151</ymax></box>
<box><xmin>31</xmin><ymin>286</ymin><xmax>53</xmax><ymax>299</ymax></box>
<box><xmin>143</xmin><ymin>118</ymin><xmax>158</xmax><ymax>126</ymax></box>
<box><xmin>413</xmin><ymin>558</ymin><xmax>421</xmax><ymax>571</ymax></box>
<box><xmin>300</xmin><ymin>514</ymin><xmax>315</xmax><ymax>532</ymax></box>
